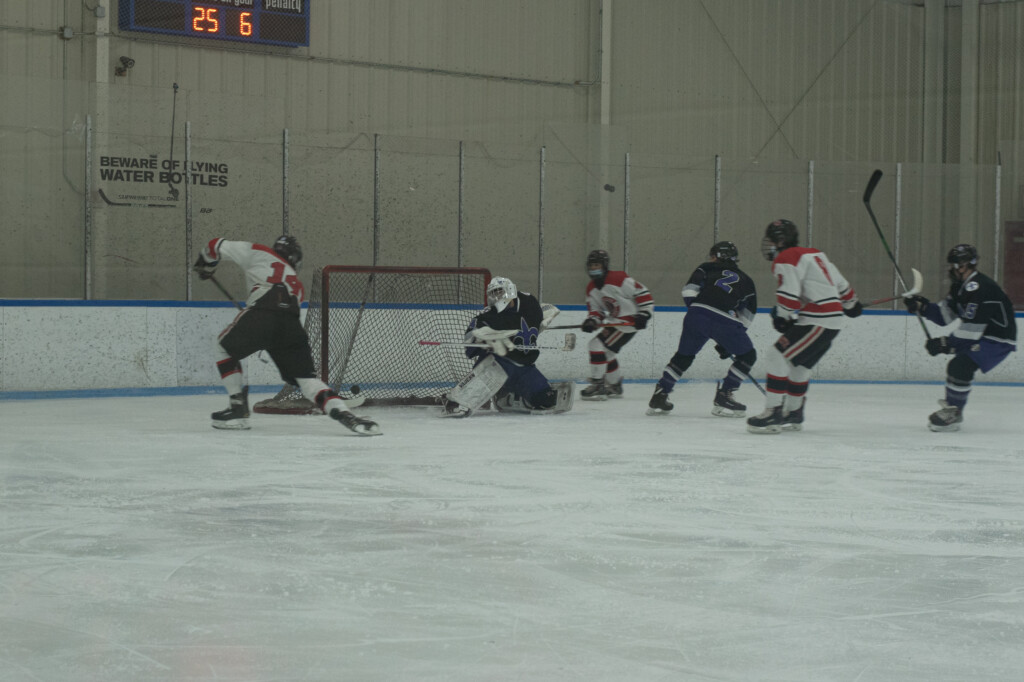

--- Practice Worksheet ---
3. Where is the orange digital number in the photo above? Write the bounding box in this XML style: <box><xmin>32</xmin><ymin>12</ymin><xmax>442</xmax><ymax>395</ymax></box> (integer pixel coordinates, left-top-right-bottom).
<box><xmin>192</xmin><ymin>6</ymin><xmax>220</xmax><ymax>33</ymax></box>
<box><xmin>240</xmin><ymin>12</ymin><xmax>253</xmax><ymax>36</ymax></box>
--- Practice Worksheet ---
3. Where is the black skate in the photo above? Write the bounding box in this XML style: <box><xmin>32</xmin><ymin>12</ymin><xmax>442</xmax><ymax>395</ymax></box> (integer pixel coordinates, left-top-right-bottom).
<box><xmin>711</xmin><ymin>383</ymin><xmax>746</xmax><ymax>418</ymax></box>
<box><xmin>605</xmin><ymin>380</ymin><xmax>623</xmax><ymax>399</ymax></box>
<box><xmin>646</xmin><ymin>386</ymin><xmax>674</xmax><ymax>416</ymax></box>
<box><xmin>781</xmin><ymin>403</ymin><xmax>804</xmax><ymax>431</ymax></box>
<box><xmin>580</xmin><ymin>379</ymin><xmax>610</xmax><ymax>401</ymax></box>
<box><xmin>928</xmin><ymin>400</ymin><xmax>963</xmax><ymax>432</ymax></box>
<box><xmin>212</xmin><ymin>389</ymin><xmax>250</xmax><ymax>430</ymax></box>
<box><xmin>330</xmin><ymin>408</ymin><xmax>382</xmax><ymax>436</ymax></box>
<box><xmin>746</xmin><ymin>406</ymin><xmax>784</xmax><ymax>434</ymax></box>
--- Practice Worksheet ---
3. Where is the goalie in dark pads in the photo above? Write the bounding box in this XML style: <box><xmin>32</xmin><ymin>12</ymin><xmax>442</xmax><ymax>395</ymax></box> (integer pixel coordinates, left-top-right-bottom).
<box><xmin>440</xmin><ymin>277</ymin><xmax>574</xmax><ymax>417</ymax></box>
<box><xmin>904</xmin><ymin>243</ymin><xmax>1017</xmax><ymax>432</ymax></box>
<box><xmin>193</xmin><ymin>235</ymin><xmax>381</xmax><ymax>435</ymax></box>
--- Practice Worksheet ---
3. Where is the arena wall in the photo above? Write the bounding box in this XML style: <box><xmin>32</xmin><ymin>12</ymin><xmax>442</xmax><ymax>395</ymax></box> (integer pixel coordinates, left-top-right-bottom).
<box><xmin>1</xmin><ymin>303</ymin><xmax>1020</xmax><ymax>395</ymax></box>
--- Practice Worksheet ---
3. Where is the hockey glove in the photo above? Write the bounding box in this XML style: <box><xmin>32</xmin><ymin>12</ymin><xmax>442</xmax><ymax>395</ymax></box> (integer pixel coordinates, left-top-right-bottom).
<box><xmin>925</xmin><ymin>336</ymin><xmax>953</xmax><ymax>356</ymax></box>
<box><xmin>771</xmin><ymin>308</ymin><xmax>795</xmax><ymax>333</ymax></box>
<box><xmin>472</xmin><ymin>326</ymin><xmax>517</xmax><ymax>356</ymax></box>
<box><xmin>714</xmin><ymin>344</ymin><xmax>731</xmax><ymax>360</ymax></box>
<box><xmin>843</xmin><ymin>301</ymin><xmax>863</xmax><ymax>318</ymax></box>
<box><xmin>633</xmin><ymin>311</ymin><xmax>651</xmax><ymax>330</ymax></box>
<box><xmin>580</xmin><ymin>316</ymin><xmax>600</xmax><ymax>333</ymax></box>
<box><xmin>904</xmin><ymin>295</ymin><xmax>929</xmax><ymax>314</ymax></box>
<box><xmin>192</xmin><ymin>255</ymin><xmax>216</xmax><ymax>280</ymax></box>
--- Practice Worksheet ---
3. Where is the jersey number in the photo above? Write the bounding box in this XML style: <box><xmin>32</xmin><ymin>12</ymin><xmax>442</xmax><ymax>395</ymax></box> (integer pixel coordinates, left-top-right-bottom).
<box><xmin>269</xmin><ymin>262</ymin><xmax>304</xmax><ymax>300</ymax></box>
<box><xmin>714</xmin><ymin>270</ymin><xmax>740</xmax><ymax>293</ymax></box>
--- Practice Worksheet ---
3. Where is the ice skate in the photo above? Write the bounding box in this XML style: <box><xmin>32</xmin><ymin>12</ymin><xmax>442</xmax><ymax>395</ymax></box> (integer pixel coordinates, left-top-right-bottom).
<box><xmin>928</xmin><ymin>400</ymin><xmax>963</xmax><ymax>432</ymax></box>
<box><xmin>746</xmin><ymin>406</ymin><xmax>784</xmax><ymax>434</ymax></box>
<box><xmin>781</xmin><ymin>403</ymin><xmax>804</xmax><ymax>431</ymax></box>
<box><xmin>439</xmin><ymin>397</ymin><xmax>472</xmax><ymax>418</ymax></box>
<box><xmin>646</xmin><ymin>386</ymin><xmax>673</xmax><ymax>416</ymax></box>
<box><xmin>605</xmin><ymin>380</ymin><xmax>624</xmax><ymax>399</ymax></box>
<box><xmin>580</xmin><ymin>379</ymin><xmax>610</xmax><ymax>401</ymax></box>
<box><xmin>212</xmin><ymin>390</ymin><xmax>250</xmax><ymax>430</ymax></box>
<box><xmin>330</xmin><ymin>408</ymin><xmax>382</xmax><ymax>435</ymax></box>
<box><xmin>711</xmin><ymin>383</ymin><xmax>746</xmax><ymax>418</ymax></box>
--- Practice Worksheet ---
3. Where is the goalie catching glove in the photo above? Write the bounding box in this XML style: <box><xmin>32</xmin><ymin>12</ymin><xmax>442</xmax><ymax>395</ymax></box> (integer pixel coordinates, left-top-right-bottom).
<box><xmin>472</xmin><ymin>326</ymin><xmax>518</xmax><ymax>356</ymax></box>
<box><xmin>192</xmin><ymin>255</ymin><xmax>217</xmax><ymax>280</ymax></box>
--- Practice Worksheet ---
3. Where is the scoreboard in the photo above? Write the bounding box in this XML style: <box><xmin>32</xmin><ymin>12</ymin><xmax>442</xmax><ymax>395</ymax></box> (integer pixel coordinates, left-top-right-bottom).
<box><xmin>118</xmin><ymin>0</ymin><xmax>310</xmax><ymax>47</ymax></box>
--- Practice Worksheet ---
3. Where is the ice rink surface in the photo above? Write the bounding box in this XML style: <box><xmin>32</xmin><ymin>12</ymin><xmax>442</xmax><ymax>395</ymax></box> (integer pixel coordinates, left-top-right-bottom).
<box><xmin>2</xmin><ymin>381</ymin><xmax>1024</xmax><ymax>682</ymax></box>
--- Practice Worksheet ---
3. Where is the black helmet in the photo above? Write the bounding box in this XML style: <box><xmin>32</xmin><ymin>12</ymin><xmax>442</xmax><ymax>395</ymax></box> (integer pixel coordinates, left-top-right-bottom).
<box><xmin>947</xmin><ymin>243</ymin><xmax>978</xmax><ymax>267</ymax></box>
<box><xmin>710</xmin><ymin>241</ymin><xmax>739</xmax><ymax>263</ymax></box>
<box><xmin>273</xmin><ymin>234</ymin><xmax>302</xmax><ymax>269</ymax></box>
<box><xmin>586</xmin><ymin>249</ymin><xmax>610</xmax><ymax>280</ymax></box>
<box><xmin>761</xmin><ymin>219</ymin><xmax>799</xmax><ymax>261</ymax></box>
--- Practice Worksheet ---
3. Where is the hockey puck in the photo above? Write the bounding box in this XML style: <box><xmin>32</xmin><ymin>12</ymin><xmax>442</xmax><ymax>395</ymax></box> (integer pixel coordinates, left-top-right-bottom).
<box><xmin>603</xmin><ymin>184</ymin><xmax>615</xmax><ymax>192</ymax></box>
<box><xmin>350</xmin><ymin>385</ymin><xmax>361</xmax><ymax>395</ymax></box>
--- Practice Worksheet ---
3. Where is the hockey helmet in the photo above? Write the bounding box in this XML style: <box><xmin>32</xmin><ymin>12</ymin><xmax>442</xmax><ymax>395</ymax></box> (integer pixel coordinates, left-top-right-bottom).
<box><xmin>586</xmin><ymin>249</ymin><xmax>610</xmax><ymax>280</ymax></box>
<box><xmin>947</xmin><ymin>243</ymin><xmax>978</xmax><ymax>283</ymax></box>
<box><xmin>487</xmin><ymin>276</ymin><xmax>518</xmax><ymax>312</ymax></box>
<box><xmin>273</xmin><ymin>234</ymin><xmax>303</xmax><ymax>269</ymax></box>
<box><xmin>947</xmin><ymin>243</ymin><xmax>978</xmax><ymax>267</ymax></box>
<box><xmin>710</xmin><ymin>240</ymin><xmax>739</xmax><ymax>263</ymax></box>
<box><xmin>761</xmin><ymin>219</ymin><xmax>799</xmax><ymax>261</ymax></box>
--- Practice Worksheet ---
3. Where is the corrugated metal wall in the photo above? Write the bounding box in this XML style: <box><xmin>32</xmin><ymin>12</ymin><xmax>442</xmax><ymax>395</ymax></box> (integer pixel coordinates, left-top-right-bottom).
<box><xmin>1</xmin><ymin>0</ymin><xmax>1022</xmax><ymax>303</ymax></box>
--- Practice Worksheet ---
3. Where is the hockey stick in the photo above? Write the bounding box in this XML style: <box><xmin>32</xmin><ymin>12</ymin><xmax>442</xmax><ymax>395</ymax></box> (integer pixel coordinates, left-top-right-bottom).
<box><xmin>419</xmin><ymin>333</ymin><xmax>577</xmax><ymax>352</ymax></box>
<box><xmin>546</xmin><ymin>322</ymin><xmax>634</xmax><ymax>330</ymax></box>
<box><xmin>166</xmin><ymin>83</ymin><xmax>180</xmax><ymax>200</ymax></box>
<box><xmin>862</xmin><ymin>268</ymin><xmax>924</xmax><ymax>308</ymax></box>
<box><xmin>862</xmin><ymin>170</ymin><xmax>931</xmax><ymax>339</ymax></box>
<box><xmin>98</xmin><ymin>188</ymin><xmax>176</xmax><ymax>209</ymax></box>
<box><xmin>208</xmin><ymin>274</ymin><xmax>243</xmax><ymax>310</ymax></box>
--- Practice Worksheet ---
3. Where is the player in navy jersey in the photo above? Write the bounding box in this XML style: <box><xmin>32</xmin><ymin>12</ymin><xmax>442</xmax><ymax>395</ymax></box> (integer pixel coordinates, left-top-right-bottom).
<box><xmin>904</xmin><ymin>243</ymin><xmax>1017</xmax><ymax>431</ymax></box>
<box><xmin>193</xmin><ymin>235</ymin><xmax>380</xmax><ymax>435</ymax></box>
<box><xmin>439</xmin><ymin>277</ymin><xmax>573</xmax><ymax>417</ymax></box>
<box><xmin>647</xmin><ymin>241</ymin><xmax>758</xmax><ymax>418</ymax></box>
<box><xmin>580</xmin><ymin>249</ymin><xmax>655</xmax><ymax>400</ymax></box>
<box><xmin>747</xmin><ymin>220</ymin><xmax>862</xmax><ymax>434</ymax></box>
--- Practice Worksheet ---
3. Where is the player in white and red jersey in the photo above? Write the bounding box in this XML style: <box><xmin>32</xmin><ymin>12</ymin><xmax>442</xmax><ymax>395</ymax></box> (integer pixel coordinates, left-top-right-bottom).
<box><xmin>746</xmin><ymin>220</ymin><xmax>862</xmax><ymax>434</ymax></box>
<box><xmin>579</xmin><ymin>249</ymin><xmax>655</xmax><ymax>400</ymax></box>
<box><xmin>193</xmin><ymin>235</ymin><xmax>380</xmax><ymax>435</ymax></box>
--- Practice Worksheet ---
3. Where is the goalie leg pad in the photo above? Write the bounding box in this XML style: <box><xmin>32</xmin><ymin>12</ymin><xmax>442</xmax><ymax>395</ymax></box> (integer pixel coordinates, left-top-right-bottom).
<box><xmin>493</xmin><ymin>381</ymin><xmax>574</xmax><ymax>415</ymax></box>
<box><xmin>448</xmin><ymin>354</ymin><xmax>509</xmax><ymax>411</ymax></box>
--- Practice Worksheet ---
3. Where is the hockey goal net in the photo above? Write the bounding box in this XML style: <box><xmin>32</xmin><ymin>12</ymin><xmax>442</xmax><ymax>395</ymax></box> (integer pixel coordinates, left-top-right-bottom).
<box><xmin>254</xmin><ymin>266</ymin><xmax>491</xmax><ymax>412</ymax></box>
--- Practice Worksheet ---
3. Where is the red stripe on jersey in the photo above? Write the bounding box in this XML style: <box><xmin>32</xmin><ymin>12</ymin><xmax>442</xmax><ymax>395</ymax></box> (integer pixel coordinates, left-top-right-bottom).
<box><xmin>203</xmin><ymin>237</ymin><xmax>224</xmax><ymax>261</ymax></box>
<box><xmin>634</xmin><ymin>291</ymin><xmax>654</xmax><ymax>305</ymax></box>
<box><xmin>776</xmin><ymin>293</ymin><xmax>801</xmax><ymax>309</ymax></box>
<box><xmin>801</xmin><ymin>300</ymin><xmax>843</xmax><ymax>315</ymax></box>
<box><xmin>253</xmin><ymin>243</ymin><xmax>291</xmax><ymax>267</ymax></box>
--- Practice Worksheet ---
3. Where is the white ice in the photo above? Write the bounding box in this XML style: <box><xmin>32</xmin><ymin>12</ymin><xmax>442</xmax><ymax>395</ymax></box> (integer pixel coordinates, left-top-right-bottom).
<box><xmin>2</xmin><ymin>382</ymin><xmax>1023</xmax><ymax>681</ymax></box>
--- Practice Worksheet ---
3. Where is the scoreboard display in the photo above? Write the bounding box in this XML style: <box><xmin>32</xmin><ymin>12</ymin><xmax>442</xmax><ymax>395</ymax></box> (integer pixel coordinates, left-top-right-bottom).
<box><xmin>118</xmin><ymin>0</ymin><xmax>310</xmax><ymax>47</ymax></box>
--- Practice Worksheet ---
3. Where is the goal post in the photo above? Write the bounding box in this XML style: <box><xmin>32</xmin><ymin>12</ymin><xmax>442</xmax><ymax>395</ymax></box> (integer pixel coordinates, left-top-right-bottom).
<box><xmin>254</xmin><ymin>266</ymin><xmax>491</xmax><ymax>412</ymax></box>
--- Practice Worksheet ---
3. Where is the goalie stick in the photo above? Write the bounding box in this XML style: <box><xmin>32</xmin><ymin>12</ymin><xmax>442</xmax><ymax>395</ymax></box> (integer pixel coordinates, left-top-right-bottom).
<box><xmin>863</xmin><ymin>170</ymin><xmax>931</xmax><ymax>339</ymax></box>
<box><xmin>419</xmin><ymin>333</ymin><xmax>577</xmax><ymax>352</ymax></box>
<box><xmin>546</xmin><ymin>322</ymin><xmax>634</xmax><ymax>330</ymax></box>
<box><xmin>98</xmin><ymin>188</ymin><xmax>176</xmax><ymax>209</ymax></box>
<box><xmin>203</xmin><ymin>275</ymin><xmax>364</xmax><ymax>407</ymax></box>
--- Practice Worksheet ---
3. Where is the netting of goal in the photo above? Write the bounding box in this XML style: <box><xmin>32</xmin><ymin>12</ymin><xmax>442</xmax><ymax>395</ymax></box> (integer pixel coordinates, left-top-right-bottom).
<box><xmin>255</xmin><ymin>266</ymin><xmax>491</xmax><ymax>412</ymax></box>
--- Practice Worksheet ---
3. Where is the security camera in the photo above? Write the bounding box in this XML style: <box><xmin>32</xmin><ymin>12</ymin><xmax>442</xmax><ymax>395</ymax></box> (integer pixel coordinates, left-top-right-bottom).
<box><xmin>115</xmin><ymin>56</ymin><xmax>135</xmax><ymax>76</ymax></box>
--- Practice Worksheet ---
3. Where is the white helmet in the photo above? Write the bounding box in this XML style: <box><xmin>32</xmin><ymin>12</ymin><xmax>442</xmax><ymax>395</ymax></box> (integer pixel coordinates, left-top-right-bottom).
<box><xmin>487</xmin><ymin>277</ymin><xmax>518</xmax><ymax>312</ymax></box>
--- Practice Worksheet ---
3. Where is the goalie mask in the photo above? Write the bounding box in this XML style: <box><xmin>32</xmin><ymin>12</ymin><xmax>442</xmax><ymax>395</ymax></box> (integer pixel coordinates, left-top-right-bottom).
<box><xmin>761</xmin><ymin>219</ymin><xmax>799</xmax><ymax>261</ymax></box>
<box><xmin>487</xmin><ymin>277</ymin><xmax>518</xmax><ymax>312</ymax></box>
<box><xmin>273</xmin><ymin>234</ymin><xmax>303</xmax><ymax>270</ymax></box>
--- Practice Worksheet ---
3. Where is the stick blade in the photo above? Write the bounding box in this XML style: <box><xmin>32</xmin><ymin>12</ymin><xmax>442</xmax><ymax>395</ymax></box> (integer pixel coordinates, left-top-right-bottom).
<box><xmin>904</xmin><ymin>268</ymin><xmax>923</xmax><ymax>297</ymax></box>
<box><xmin>863</xmin><ymin>169</ymin><xmax>883</xmax><ymax>203</ymax></box>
